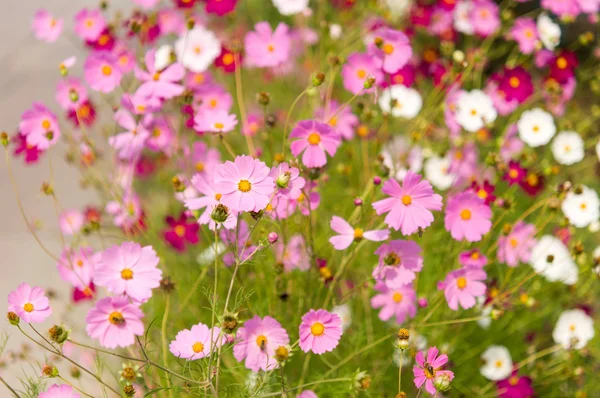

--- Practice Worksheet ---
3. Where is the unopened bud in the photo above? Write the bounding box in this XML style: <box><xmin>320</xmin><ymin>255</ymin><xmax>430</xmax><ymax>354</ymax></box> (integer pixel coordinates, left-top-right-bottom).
<box><xmin>276</xmin><ymin>172</ymin><xmax>291</xmax><ymax>188</ymax></box>
<box><xmin>433</xmin><ymin>373</ymin><xmax>452</xmax><ymax>391</ymax></box>
<box><xmin>274</xmin><ymin>345</ymin><xmax>289</xmax><ymax>362</ymax></box>
<box><xmin>172</xmin><ymin>176</ymin><xmax>185</xmax><ymax>192</ymax></box>
<box><xmin>222</xmin><ymin>313</ymin><xmax>238</xmax><ymax>334</ymax></box>
<box><xmin>186</xmin><ymin>17</ymin><xmax>195</xmax><ymax>30</ymax></box>
<box><xmin>257</xmin><ymin>92</ymin><xmax>271</xmax><ymax>106</ymax></box>
<box><xmin>48</xmin><ymin>325</ymin><xmax>69</xmax><ymax>344</ymax></box>
<box><xmin>363</xmin><ymin>77</ymin><xmax>376</xmax><ymax>89</ymax></box>
<box><xmin>42</xmin><ymin>182</ymin><xmax>54</xmax><ymax>195</ymax></box>
<box><xmin>7</xmin><ymin>312</ymin><xmax>19</xmax><ymax>325</ymax></box>
<box><xmin>267</xmin><ymin>232</ymin><xmax>279</xmax><ymax>244</ymax></box>
<box><xmin>312</xmin><ymin>72</ymin><xmax>325</xmax><ymax>87</ymax></box>
<box><xmin>124</xmin><ymin>385</ymin><xmax>136</xmax><ymax>397</ymax></box>
<box><xmin>211</xmin><ymin>204</ymin><xmax>230</xmax><ymax>223</ymax></box>
<box><xmin>0</xmin><ymin>132</ymin><xmax>8</xmax><ymax>147</ymax></box>
<box><xmin>42</xmin><ymin>364</ymin><xmax>59</xmax><ymax>378</ymax></box>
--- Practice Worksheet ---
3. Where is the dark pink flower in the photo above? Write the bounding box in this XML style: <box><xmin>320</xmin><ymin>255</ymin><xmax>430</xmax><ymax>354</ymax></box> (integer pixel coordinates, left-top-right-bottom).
<box><xmin>205</xmin><ymin>0</ymin><xmax>238</xmax><ymax>16</ymax></box>
<box><xmin>12</xmin><ymin>133</ymin><xmax>43</xmax><ymax>164</ymax></box>
<box><xmin>496</xmin><ymin>370</ymin><xmax>535</xmax><ymax>398</ymax></box>
<box><xmin>163</xmin><ymin>213</ymin><xmax>200</xmax><ymax>252</ymax></box>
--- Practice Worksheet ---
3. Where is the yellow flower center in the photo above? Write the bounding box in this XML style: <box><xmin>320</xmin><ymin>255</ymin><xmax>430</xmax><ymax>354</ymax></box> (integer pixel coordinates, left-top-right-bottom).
<box><xmin>193</xmin><ymin>46</ymin><xmax>202</xmax><ymax>55</ymax></box>
<box><xmin>311</xmin><ymin>322</ymin><xmax>325</xmax><ymax>336</ymax></box>
<box><xmin>214</xmin><ymin>122</ymin><xmax>225</xmax><ymax>130</ymax></box>
<box><xmin>194</xmin><ymin>73</ymin><xmax>205</xmax><ymax>83</ymax></box>
<box><xmin>382</xmin><ymin>43</ymin><xmax>394</xmax><ymax>55</ymax></box>
<box><xmin>353</xmin><ymin>228</ymin><xmax>363</xmax><ymax>239</ymax></box>
<box><xmin>98</xmin><ymin>34</ymin><xmax>110</xmax><ymax>46</ymax></box>
<box><xmin>85</xmin><ymin>19</ymin><xmax>94</xmax><ymax>28</ymax></box>
<box><xmin>174</xmin><ymin>225</ymin><xmax>186</xmax><ymax>237</ymax></box>
<box><xmin>402</xmin><ymin>195</ymin><xmax>412</xmax><ymax>206</ymax></box>
<box><xmin>76</xmin><ymin>259</ymin><xmax>84</xmax><ymax>267</ymax></box>
<box><xmin>509</xmin><ymin>376</ymin><xmax>519</xmax><ymax>386</ymax></box>
<box><xmin>121</xmin><ymin>268</ymin><xmax>134</xmax><ymax>280</ymax></box>
<box><xmin>357</xmin><ymin>69</ymin><xmax>367</xmax><ymax>79</ymax></box>
<box><xmin>195</xmin><ymin>162</ymin><xmax>205</xmax><ymax>172</ymax></box>
<box><xmin>460</xmin><ymin>209</ymin><xmax>472</xmax><ymax>221</ymax></box>
<box><xmin>392</xmin><ymin>292</ymin><xmax>403</xmax><ymax>303</ymax></box>
<box><xmin>580</xmin><ymin>202</ymin><xmax>587</xmax><ymax>210</ymax></box>
<box><xmin>471</xmin><ymin>251</ymin><xmax>480</xmax><ymax>259</ymax></box>
<box><xmin>470</xmin><ymin>109</ymin><xmax>477</xmax><ymax>116</ymax></box>
<box><xmin>509</xmin><ymin>77</ymin><xmax>520</xmax><ymax>88</ymax></box>
<box><xmin>23</xmin><ymin>303</ymin><xmax>34</xmax><ymax>313</ymax></box>
<box><xmin>456</xmin><ymin>276</ymin><xmax>467</xmax><ymax>289</ymax></box>
<box><xmin>192</xmin><ymin>342</ymin><xmax>204</xmax><ymax>353</ymax></box>
<box><xmin>509</xmin><ymin>238</ymin><xmax>518</xmax><ymax>248</ymax></box>
<box><xmin>526</xmin><ymin>174</ymin><xmax>539</xmax><ymax>186</ymax></box>
<box><xmin>238</xmin><ymin>180</ymin><xmax>252</xmax><ymax>192</ymax></box>
<box><xmin>222</xmin><ymin>53</ymin><xmax>234</xmax><ymax>65</ymax></box>
<box><xmin>508</xmin><ymin>169</ymin><xmax>518</xmax><ymax>179</ymax></box>
<box><xmin>108</xmin><ymin>311</ymin><xmax>125</xmax><ymax>325</ymax></box>
<box><xmin>267</xmin><ymin>44</ymin><xmax>275</xmax><ymax>53</ymax></box>
<box><xmin>42</xmin><ymin>119</ymin><xmax>51</xmax><ymax>130</ymax></box>
<box><xmin>308</xmin><ymin>132</ymin><xmax>321</xmax><ymax>145</ymax></box>
<box><xmin>569</xmin><ymin>324</ymin><xmax>576</xmax><ymax>331</ymax></box>
<box><xmin>209</xmin><ymin>99</ymin><xmax>218</xmax><ymax>108</ymax></box>
<box><xmin>101</xmin><ymin>65</ymin><xmax>112</xmax><ymax>76</ymax></box>
<box><xmin>153</xmin><ymin>72</ymin><xmax>160</xmax><ymax>81</ymax></box>
<box><xmin>556</xmin><ymin>57</ymin><xmax>567</xmax><ymax>69</ymax></box>
<box><xmin>329</xmin><ymin>117</ymin><xmax>337</xmax><ymax>127</ymax></box>
<box><xmin>477</xmin><ymin>189</ymin><xmax>488</xmax><ymax>200</ymax></box>
<box><xmin>215</xmin><ymin>193</ymin><xmax>222</xmax><ymax>201</ymax></box>
<box><xmin>495</xmin><ymin>360</ymin><xmax>503</xmax><ymax>368</ymax></box>
<box><xmin>256</xmin><ymin>335</ymin><xmax>267</xmax><ymax>347</ymax></box>
<box><xmin>532</xmin><ymin>125</ymin><xmax>539</xmax><ymax>133</ymax></box>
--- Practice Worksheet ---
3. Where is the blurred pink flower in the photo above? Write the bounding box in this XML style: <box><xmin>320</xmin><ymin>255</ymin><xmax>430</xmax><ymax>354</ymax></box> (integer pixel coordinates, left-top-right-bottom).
<box><xmin>39</xmin><ymin>384</ymin><xmax>79</xmax><ymax>398</ymax></box>
<box><xmin>19</xmin><ymin>102</ymin><xmax>60</xmax><ymax>150</ymax></box>
<box><xmin>497</xmin><ymin>222</ymin><xmax>537</xmax><ymax>267</ymax></box>
<box><xmin>74</xmin><ymin>9</ymin><xmax>106</xmax><ymax>41</ymax></box>
<box><xmin>135</xmin><ymin>49</ymin><xmax>185</xmax><ymax>100</ymax></box>
<box><xmin>341</xmin><ymin>52</ymin><xmax>383</xmax><ymax>95</ymax></box>
<box><xmin>329</xmin><ymin>216</ymin><xmax>389</xmax><ymax>250</ymax></box>
<box><xmin>442</xmin><ymin>267</ymin><xmax>487</xmax><ymax>310</ymax></box>
<box><xmin>233</xmin><ymin>315</ymin><xmax>289</xmax><ymax>371</ymax></box>
<box><xmin>32</xmin><ymin>9</ymin><xmax>63</xmax><ymax>43</ymax></box>
<box><xmin>444</xmin><ymin>191</ymin><xmax>492</xmax><ymax>242</ymax></box>
<box><xmin>244</xmin><ymin>22</ymin><xmax>291</xmax><ymax>68</ymax></box>
<box><xmin>370</xmin><ymin>281</ymin><xmax>417</xmax><ymax>323</ymax></box>
<box><xmin>373</xmin><ymin>240</ymin><xmax>423</xmax><ymax>287</ymax></box>
<box><xmin>84</xmin><ymin>52</ymin><xmax>123</xmax><ymax>93</ymax></box>
<box><xmin>368</xmin><ymin>27</ymin><xmax>412</xmax><ymax>74</ymax></box>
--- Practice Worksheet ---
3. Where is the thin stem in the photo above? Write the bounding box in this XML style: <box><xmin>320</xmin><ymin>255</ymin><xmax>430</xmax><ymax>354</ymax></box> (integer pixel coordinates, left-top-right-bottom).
<box><xmin>398</xmin><ymin>350</ymin><xmax>404</xmax><ymax>394</ymax></box>
<box><xmin>0</xmin><ymin>376</ymin><xmax>19</xmax><ymax>397</ymax></box>
<box><xmin>68</xmin><ymin>339</ymin><xmax>143</xmax><ymax>362</ymax></box>
<box><xmin>516</xmin><ymin>345</ymin><xmax>562</xmax><ymax>369</ymax></box>
<box><xmin>161</xmin><ymin>295</ymin><xmax>173</xmax><ymax>398</ymax></box>
<box><xmin>282</xmin><ymin>89</ymin><xmax>309</xmax><ymax>156</ymax></box>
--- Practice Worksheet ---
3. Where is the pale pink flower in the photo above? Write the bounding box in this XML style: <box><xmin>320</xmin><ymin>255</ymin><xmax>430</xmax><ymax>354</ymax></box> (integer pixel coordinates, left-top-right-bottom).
<box><xmin>329</xmin><ymin>216</ymin><xmax>389</xmax><ymax>250</ymax></box>
<box><xmin>106</xmin><ymin>191</ymin><xmax>142</xmax><ymax>230</ymax></box>
<box><xmin>85</xmin><ymin>296</ymin><xmax>144</xmax><ymax>348</ymax></box>
<box><xmin>233</xmin><ymin>315</ymin><xmax>289</xmax><ymax>371</ymax></box>
<box><xmin>368</xmin><ymin>28</ymin><xmax>412</xmax><ymax>74</ymax></box>
<box><xmin>57</xmin><ymin>247</ymin><xmax>97</xmax><ymax>291</ymax></box>
<box><xmin>470</xmin><ymin>0</ymin><xmax>500</xmax><ymax>37</ymax></box>
<box><xmin>444</xmin><ymin>191</ymin><xmax>492</xmax><ymax>242</ymax></box>
<box><xmin>19</xmin><ymin>102</ymin><xmax>60</xmax><ymax>150</ymax></box>
<box><xmin>7</xmin><ymin>283</ymin><xmax>52</xmax><ymax>323</ymax></box>
<box><xmin>94</xmin><ymin>242</ymin><xmax>162</xmax><ymax>302</ymax></box>
<box><xmin>74</xmin><ymin>9</ymin><xmax>106</xmax><ymax>41</ymax></box>
<box><xmin>290</xmin><ymin>120</ymin><xmax>341</xmax><ymax>168</ymax></box>
<box><xmin>32</xmin><ymin>9</ymin><xmax>63</xmax><ymax>43</ymax></box>
<box><xmin>341</xmin><ymin>52</ymin><xmax>383</xmax><ymax>95</ymax></box>
<box><xmin>244</xmin><ymin>22</ymin><xmax>291</xmax><ymax>68</ymax></box>
<box><xmin>194</xmin><ymin>109</ymin><xmax>238</xmax><ymax>134</ymax></box>
<box><xmin>542</xmin><ymin>0</ymin><xmax>580</xmax><ymax>16</ymax></box>
<box><xmin>372</xmin><ymin>171</ymin><xmax>443</xmax><ymax>235</ymax></box>
<box><xmin>184</xmin><ymin>173</ymin><xmax>237</xmax><ymax>230</ymax></box>
<box><xmin>510</xmin><ymin>18</ymin><xmax>539</xmax><ymax>55</ymax></box>
<box><xmin>56</xmin><ymin>77</ymin><xmax>88</xmax><ymax>111</ymax></box>
<box><xmin>58</xmin><ymin>209</ymin><xmax>84</xmax><ymax>236</ymax></box>
<box><xmin>275</xmin><ymin>234</ymin><xmax>310</xmax><ymax>272</ymax></box>
<box><xmin>373</xmin><ymin>240</ymin><xmax>423</xmax><ymax>287</ymax></box>
<box><xmin>109</xmin><ymin>109</ymin><xmax>150</xmax><ymax>160</ymax></box>
<box><xmin>84</xmin><ymin>52</ymin><xmax>123</xmax><ymax>93</ymax></box>
<box><xmin>170</xmin><ymin>323</ymin><xmax>225</xmax><ymax>360</ymax></box>
<box><xmin>299</xmin><ymin>309</ymin><xmax>342</xmax><ymax>354</ymax></box>
<box><xmin>497</xmin><ymin>222</ymin><xmax>537</xmax><ymax>267</ymax></box>
<box><xmin>214</xmin><ymin>155</ymin><xmax>275</xmax><ymax>212</ymax></box>
<box><xmin>135</xmin><ymin>49</ymin><xmax>185</xmax><ymax>100</ymax></box>
<box><xmin>441</xmin><ymin>267</ymin><xmax>487</xmax><ymax>310</ymax></box>
<box><xmin>195</xmin><ymin>84</ymin><xmax>234</xmax><ymax>113</ymax></box>
<box><xmin>190</xmin><ymin>141</ymin><xmax>221</xmax><ymax>175</ymax></box>
<box><xmin>314</xmin><ymin>100</ymin><xmax>359</xmax><ymax>140</ymax></box>
<box><xmin>39</xmin><ymin>384</ymin><xmax>80</xmax><ymax>398</ymax></box>
<box><xmin>371</xmin><ymin>281</ymin><xmax>417</xmax><ymax>323</ymax></box>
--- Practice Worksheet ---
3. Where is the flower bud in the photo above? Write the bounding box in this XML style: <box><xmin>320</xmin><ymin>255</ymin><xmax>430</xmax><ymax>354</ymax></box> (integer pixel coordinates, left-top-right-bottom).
<box><xmin>267</xmin><ymin>232</ymin><xmax>279</xmax><ymax>244</ymax></box>
<box><xmin>159</xmin><ymin>277</ymin><xmax>176</xmax><ymax>293</ymax></box>
<box><xmin>363</xmin><ymin>76</ymin><xmax>376</xmax><ymax>89</ymax></box>
<box><xmin>354</xmin><ymin>198</ymin><xmax>363</xmax><ymax>207</ymax></box>
<box><xmin>276</xmin><ymin>171</ymin><xmax>291</xmax><ymax>188</ymax></box>
<box><xmin>42</xmin><ymin>182</ymin><xmax>54</xmax><ymax>195</ymax></box>
<box><xmin>70</xmin><ymin>366</ymin><xmax>81</xmax><ymax>379</ymax></box>
<box><xmin>48</xmin><ymin>325</ymin><xmax>69</xmax><ymax>344</ymax></box>
<box><xmin>1</xmin><ymin>132</ymin><xmax>8</xmax><ymax>147</ymax></box>
<box><xmin>171</xmin><ymin>176</ymin><xmax>185</xmax><ymax>192</ymax></box>
<box><xmin>124</xmin><ymin>385</ymin><xmax>136</xmax><ymax>397</ymax></box>
<box><xmin>211</xmin><ymin>204</ymin><xmax>230</xmax><ymax>223</ymax></box>
<box><xmin>42</xmin><ymin>363</ymin><xmax>59</xmax><ymax>378</ymax></box>
<box><xmin>373</xmin><ymin>176</ymin><xmax>381</xmax><ymax>185</ymax></box>
<box><xmin>7</xmin><ymin>311</ymin><xmax>19</xmax><ymax>326</ymax></box>
<box><xmin>69</xmin><ymin>90</ymin><xmax>79</xmax><ymax>103</ymax></box>
<box><xmin>396</xmin><ymin>328</ymin><xmax>410</xmax><ymax>350</ymax></box>
<box><xmin>222</xmin><ymin>313</ymin><xmax>239</xmax><ymax>334</ymax></box>
<box><xmin>312</xmin><ymin>72</ymin><xmax>326</xmax><ymax>87</ymax></box>
<box><xmin>433</xmin><ymin>373</ymin><xmax>452</xmax><ymax>391</ymax></box>
<box><xmin>274</xmin><ymin>345</ymin><xmax>289</xmax><ymax>362</ymax></box>
<box><xmin>257</xmin><ymin>92</ymin><xmax>271</xmax><ymax>106</ymax></box>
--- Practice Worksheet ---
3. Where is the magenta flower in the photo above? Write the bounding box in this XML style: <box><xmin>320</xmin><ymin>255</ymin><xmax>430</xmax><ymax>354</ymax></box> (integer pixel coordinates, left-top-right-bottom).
<box><xmin>57</xmin><ymin>247</ymin><xmax>97</xmax><ymax>291</ymax></box>
<box><xmin>370</xmin><ymin>281</ymin><xmax>417</xmax><ymax>324</ymax></box>
<box><xmin>205</xmin><ymin>0</ymin><xmax>238</xmax><ymax>15</ymax></box>
<box><xmin>39</xmin><ymin>384</ymin><xmax>80</xmax><ymax>398</ymax></box>
<box><xmin>290</xmin><ymin>120</ymin><xmax>341</xmax><ymax>168</ymax></box>
<box><xmin>314</xmin><ymin>100</ymin><xmax>359</xmax><ymax>140</ymax></box>
<box><xmin>497</xmin><ymin>222</ymin><xmax>537</xmax><ymax>267</ymax></box>
<box><xmin>510</xmin><ymin>18</ymin><xmax>539</xmax><ymax>55</ymax></box>
<box><xmin>84</xmin><ymin>52</ymin><xmax>122</xmax><ymax>93</ymax></box>
<box><xmin>368</xmin><ymin>28</ymin><xmax>412</xmax><ymax>74</ymax></box>
<box><xmin>19</xmin><ymin>102</ymin><xmax>60</xmax><ymax>150</ymax></box>
<box><xmin>270</xmin><ymin>162</ymin><xmax>306</xmax><ymax>199</ymax></box>
<box><xmin>233</xmin><ymin>315</ymin><xmax>290</xmax><ymax>371</ymax></box>
<box><xmin>244</xmin><ymin>22</ymin><xmax>291</xmax><ymax>68</ymax></box>
<box><xmin>74</xmin><ymin>9</ymin><xmax>106</xmax><ymax>41</ymax></box>
<box><xmin>413</xmin><ymin>347</ymin><xmax>455</xmax><ymax>395</ymax></box>
<box><xmin>85</xmin><ymin>296</ymin><xmax>144</xmax><ymax>348</ymax></box>
<box><xmin>7</xmin><ymin>283</ymin><xmax>52</xmax><ymax>323</ymax></box>
<box><xmin>299</xmin><ymin>309</ymin><xmax>342</xmax><ymax>354</ymax></box>
<box><xmin>94</xmin><ymin>242</ymin><xmax>162</xmax><ymax>302</ymax></box>
<box><xmin>444</xmin><ymin>191</ymin><xmax>492</xmax><ymax>242</ymax></box>
<box><xmin>109</xmin><ymin>109</ymin><xmax>150</xmax><ymax>160</ymax></box>
<box><xmin>373</xmin><ymin>240</ymin><xmax>423</xmax><ymax>287</ymax></box>
<box><xmin>496</xmin><ymin>370</ymin><xmax>535</xmax><ymax>398</ymax></box>
<box><xmin>459</xmin><ymin>249</ymin><xmax>488</xmax><ymax>268</ymax></box>
<box><xmin>329</xmin><ymin>216</ymin><xmax>389</xmax><ymax>250</ymax></box>
<box><xmin>56</xmin><ymin>77</ymin><xmax>88</xmax><ymax>111</ymax></box>
<box><xmin>372</xmin><ymin>171</ymin><xmax>443</xmax><ymax>235</ymax></box>
<box><xmin>135</xmin><ymin>49</ymin><xmax>185</xmax><ymax>100</ymax></box>
<box><xmin>442</xmin><ymin>267</ymin><xmax>487</xmax><ymax>310</ymax></box>
<box><xmin>13</xmin><ymin>133</ymin><xmax>43</xmax><ymax>164</ymax></box>
<box><xmin>214</xmin><ymin>155</ymin><xmax>275</xmax><ymax>213</ymax></box>
<box><xmin>503</xmin><ymin>160</ymin><xmax>527</xmax><ymax>185</ymax></box>
<box><xmin>341</xmin><ymin>52</ymin><xmax>384</xmax><ymax>95</ymax></box>
<box><xmin>194</xmin><ymin>109</ymin><xmax>238</xmax><ymax>134</ymax></box>
<box><xmin>32</xmin><ymin>9</ymin><xmax>63</xmax><ymax>43</ymax></box>
<box><xmin>275</xmin><ymin>234</ymin><xmax>310</xmax><ymax>272</ymax></box>
<box><xmin>163</xmin><ymin>212</ymin><xmax>200</xmax><ymax>252</ymax></box>
<box><xmin>169</xmin><ymin>323</ymin><xmax>225</xmax><ymax>360</ymax></box>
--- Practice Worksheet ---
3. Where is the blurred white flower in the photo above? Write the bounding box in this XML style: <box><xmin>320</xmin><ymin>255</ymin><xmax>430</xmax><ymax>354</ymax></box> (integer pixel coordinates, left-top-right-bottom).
<box><xmin>480</xmin><ymin>346</ymin><xmax>512</xmax><ymax>381</ymax></box>
<box><xmin>379</xmin><ymin>85</ymin><xmax>423</xmax><ymax>119</ymax></box>
<box><xmin>561</xmin><ymin>186</ymin><xmax>600</xmax><ymax>228</ymax></box>
<box><xmin>455</xmin><ymin>90</ymin><xmax>497</xmax><ymax>133</ymax></box>
<box><xmin>537</xmin><ymin>13</ymin><xmax>561</xmax><ymax>50</ymax></box>
<box><xmin>551</xmin><ymin>131</ymin><xmax>584</xmax><ymax>165</ymax></box>
<box><xmin>553</xmin><ymin>309</ymin><xmax>594</xmax><ymax>349</ymax></box>
<box><xmin>529</xmin><ymin>235</ymin><xmax>578</xmax><ymax>285</ymax></box>
<box><xmin>517</xmin><ymin>108</ymin><xmax>556</xmax><ymax>147</ymax></box>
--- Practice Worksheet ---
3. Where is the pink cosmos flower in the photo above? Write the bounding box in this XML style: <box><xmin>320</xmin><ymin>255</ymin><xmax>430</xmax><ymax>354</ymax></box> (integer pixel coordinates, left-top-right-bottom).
<box><xmin>372</xmin><ymin>171</ymin><xmax>443</xmax><ymax>235</ymax></box>
<box><xmin>341</xmin><ymin>52</ymin><xmax>384</xmax><ymax>95</ymax></box>
<box><xmin>470</xmin><ymin>0</ymin><xmax>500</xmax><ymax>37</ymax></box>
<box><xmin>7</xmin><ymin>283</ymin><xmax>52</xmax><ymax>323</ymax></box>
<box><xmin>145</xmin><ymin>117</ymin><xmax>175</xmax><ymax>153</ymax></box>
<box><xmin>503</xmin><ymin>160</ymin><xmax>527</xmax><ymax>186</ymax></box>
<box><xmin>170</xmin><ymin>323</ymin><xmax>225</xmax><ymax>360</ymax></box>
<box><xmin>94</xmin><ymin>242</ymin><xmax>162</xmax><ymax>302</ymax></box>
<box><xmin>370</xmin><ymin>281</ymin><xmax>417</xmax><ymax>323</ymax></box>
<box><xmin>497</xmin><ymin>222</ymin><xmax>537</xmax><ymax>267</ymax></box>
<box><xmin>84</xmin><ymin>52</ymin><xmax>123</xmax><ymax>93</ymax></box>
<box><xmin>184</xmin><ymin>173</ymin><xmax>237</xmax><ymax>230</ymax></box>
<box><xmin>244</xmin><ymin>22</ymin><xmax>291</xmax><ymax>68</ymax></box>
<box><xmin>441</xmin><ymin>267</ymin><xmax>487</xmax><ymax>310</ymax></box>
<box><xmin>314</xmin><ymin>100</ymin><xmax>359</xmax><ymax>140</ymax></box>
<box><xmin>13</xmin><ymin>133</ymin><xmax>43</xmax><ymax>164</ymax></box>
<box><xmin>497</xmin><ymin>67</ymin><xmax>534</xmax><ymax>104</ymax></box>
<box><xmin>19</xmin><ymin>102</ymin><xmax>60</xmax><ymax>150</ymax></box>
<box><xmin>368</xmin><ymin>28</ymin><xmax>412</xmax><ymax>74</ymax></box>
<box><xmin>195</xmin><ymin>84</ymin><xmax>234</xmax><ymax>113</ymax></box>
<box><xmin>39</xmin><ymin>384</ymin><xmax>80</xmax><ymax>398</ymax></box>
<box><xmin>542</xmin><ymin>0</ymin><xmax>580</xmax><ymax>16</ymax></box>
<box><xmin>135</xmin><ymin>49</ymin><xmax>185</xmax><ymax>100</ymax></box>
<box><xmin>459</xmin><ymin>249</ymin><xmax>488</xmax><ymax>267</ymax></box>
<box><xmin>122</xmin><ymin>87</ymin><xmax>162</xmax><ymax>116</ymax></box>
<box><xmin>85</xmin><ymin>296</ymin><xmax>144</xmax><ymax>348</ymax></box>
<box><xmin>233</xmin><ymin>315</ymin><xmax>290</xmax><ymax>371</ymax></box>
<box><xmin>158</xmin><ymin>9</ymin><xmax>185</xmax><ymax>35</ymax></box>
<box><xmin>329</xmin><ymin>216</ymin><xmax>389</xmax><ymax>250</ymax></box>
<box><xmin>444</xmin><ymin>191</ymin><xmax>492</xmax><ymax>242</ymax></box>
<box><xmin>242</xmin><ymin>113</ymin><xmax>262</xmax><ymax>136</ymax></box>
<box><xmin>56</xmin><ymin>77</ymin><xmax>88</xmax><ymax>111</ymax></box>
<box><xmin>163</xmin><ymin>212</ymin><xmax>200</xmax><ymax>252</ymax></box>
<box><xmin>299</xmin><ymin>309</ymin><xmax>342</xmax><ymax>354</ymax></box>
<box><xmin>205</xmin><ymin>0</ymin><xmax>238</xmax><ymax>15</ymax></box>
<box><xmin>194</xmin><ymin>109</ymin><xmax>238</xmax><ymax>134</ymax></box>
<box><xmin>510</xmin><ymin>18</ymin><xmax>539</xmax><ymax>55</ymax></box>
<box><xmin>32</xmin><ymin>9</ymin><xmax>63</xmax><ymax>43</ymax></box>
<box><xmin>275</xmin><ymin>234</ymin><xmax>310</xmax><ymax>272</ymax></box>
<box><xmin>109</xmin><ymin>109</ymin><xmax>150</xmax><ymax>160</ymax></box>
<box><xmin>190</xmin><ymin>141</ymin><xmax>221</xmax><ymax>175</ymax></box>
<box><xmin>270</xmin><ymin>188</ymin><xmax>320</xmax><ymax>219</ymax></box>
<box><xmin>57</xmin><ymin>247</ymin><xmax>96</xmax><ymax>292</ymax></box>
<box><xmin>373</xmin><ymin>240</ymin><xmax>423</xmax><ymax>287</ymax></box>
<box><xmin>290</xmin><ymin>120</ymin><xmax>341</xmax><ymax>168</ymax></box>
<box><xmin>74</xmin><ymin>9</ymin><xmax>106</xmax><ymax>41</ymax></box>
<box><xmin>271</xmin><ymin>162</ymin><xmax>305</xmax><ymax>199</ymax></box>
<box><xmin>214</xmin><ymin>155</ymin><xmax>275</xmax><ymax>212</ymax></box>
<box><xmin>58</xmin><ymin>209</ymin><xmax>84</xmax><ymax>236</ymax></box>
<box><xmin>413</xmin><ymin>347</ymin><xmax>455</xmax><ymax>395</ymax></box>
<box><xmin>106</xmin><ymin>191</ymin><xmax>143</xmax><ymax>231</ymax></box>
<box><xmin>297</xmin><ymin>391</ymin><xmax>317</xmax><ymax>398</ymax></box>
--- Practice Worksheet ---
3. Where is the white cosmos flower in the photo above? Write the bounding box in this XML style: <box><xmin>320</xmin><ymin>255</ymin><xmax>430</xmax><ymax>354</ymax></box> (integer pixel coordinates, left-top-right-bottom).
<box><xmin>332</xmin><ymin>304</ymin><xmax>352</xmax><ymax>332</ymax></box>
<box><xmin>517</xmin><ymin>108</ymin><xmax>556</xmax><ymax>147</ymax></box>
<box><xmin>196</xmin><ymin>242</ymin><xmax>227</xmax><ymax>265</ymax></box>
<box><xmin>455</xmin><ymin>90</ymin><xmax>497</xmax><ymax>132</ymax></box>
<box><xmin>553</xmin><ymin>309</ymin><xmax>594</xmax><ymax>350</ymax></box>
<box><xmin>155</xmin><ymin>44</ymin><xmax>174</xmax><ymax>71</ymax></box>
<box><xmin>425</xmin><ymin>155</ymin><xmax>456</xmax><ymax>190</ymax></box>
<box><xmin>537</xmin><ymin>13</ymin><xmax>561</xmax><ymax>50</ymax></box>
<box><xmin>329</xmin><ymin>24</ymin><xmax>342</xmax><ymax>40</ymax></box>
<box><xmin>551</xmin><ymin>131</ymin><xmax>584</xmax><ymax>165</ymax></box>
<box><xmin>381</xmin><ymin>136</ymin><xmax>423</xmax><ymax>181</ymax></box>
<box><xmin>272</xmin><ymin>0</ymin><xmax>309</xmax><ymax>15</ymax></box>
<box><xmin>384</xmin><ymin>0</ymin><xmax>413</xmax><ymax>19</ymax></box>
<box><xmin>175</xmin><ymin>26</ymin><xmax>221</xmax><ymax>73</ymax></box>
<box><xmin>529</xmin><ymin>235</ymin><xmax>578</xmax><ymax>285</ymax></box>
<box><xmin>453</xmin><ymin>1</ymin><xmax>474</xmax><ymax>35</ymax></box>
<box><xmin>561</xmin><ymin>186</ymin><xmax>600</xmax><ymax>228</ymax></box>
<box><xmin>476</xmin><ymin>297</ymin><xmax>492</xmax><ymax>329</ymax></box>
<box><xmin>379</xmin><ymin>85</ymin><xmax>423</xmax><ymax>119</ymax></box>
<box><xmin>480</xmin><ymin>346</ymin><xmax>512</xmax><ymax>381</ymax></box>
